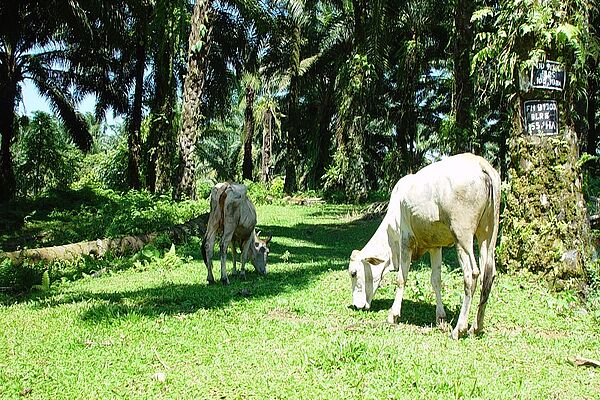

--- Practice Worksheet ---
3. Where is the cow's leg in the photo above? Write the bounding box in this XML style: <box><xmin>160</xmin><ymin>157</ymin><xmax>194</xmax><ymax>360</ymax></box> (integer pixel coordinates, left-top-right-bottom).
<box><xmin>470</xmin><ymin>232</ymin><xmax>497</xmax><ymax>336</ymax></box>
<box><xmin>202</xmin><ymin>228</ymin><xmax>218</xmax><ymax>285</ymax></box>
<box><xmin>429</xmin><ymin>247</ymin><xmax>446</xmax><ymax>325</ymax></box>
<box><xmin>231</xmin><ymin>242</ymin><xmax>238</xmax><ymax>276</ymax></box>
<box><xmin>219</xmin><ymin>230</ymin><xmax>234</xmax><ymax>285</ymax></box>
<box><xmin>387</xmin><ymin>243</ymin><xmax>411</xmax><ymax>324</ymax></box>
<box><xmin>239</xmin><ymin>237</ymin><xmax>252</xmax><ymax>280</ymax></box>
<box><xmin>451</xmin><ymin>238</ymin><xmax>478</xmax><ymax>339</ymax></box>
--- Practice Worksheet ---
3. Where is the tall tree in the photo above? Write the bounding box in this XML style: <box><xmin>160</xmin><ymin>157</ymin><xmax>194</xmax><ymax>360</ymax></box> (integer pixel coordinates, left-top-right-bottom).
<box><xmin>241</xmin><ymin>74</ymin><xmax>259</xmax><ymax>181</ymax></box>
<box><xmin>175</xmin><ymin>0</ymin><xmax>212</xmax><ymax>200</ymax></box>
<box><xmin>474</xmin><ymin>0</ymin><xmax>594</xmax><ymax>283</ymax></box>
<box><xmin>147</xmin><ymin>0</ymin><xmax>189</xmax><ymax>194</ymax></box>
<box><xmin>126</xmin><ymin>0</ymin><xmax>149</xmax><ymax>190</ymax></box>
<box><xmin>451</xmin><ymin>0</ymin><xmax>475</xmax><ymax>153</ymax></box>
<box><xmin>0</xmin><ymin>0</ymin><xmax>97</xmax><ymax>201</ymax></box>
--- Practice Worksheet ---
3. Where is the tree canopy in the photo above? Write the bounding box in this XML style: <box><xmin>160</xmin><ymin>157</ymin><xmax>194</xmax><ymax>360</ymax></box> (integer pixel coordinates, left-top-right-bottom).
<box><xmin>1</xmin><ymin>0</ymin><xmax>598</xmax><ymax>203</ymax></box>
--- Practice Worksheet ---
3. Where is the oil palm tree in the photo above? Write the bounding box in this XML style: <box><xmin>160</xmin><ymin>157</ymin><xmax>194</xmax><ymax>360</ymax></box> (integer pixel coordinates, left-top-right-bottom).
<box><xmin>0</xmin><ymin>0</ymin><xmax>99</xmax><ymax>201</ymax></box>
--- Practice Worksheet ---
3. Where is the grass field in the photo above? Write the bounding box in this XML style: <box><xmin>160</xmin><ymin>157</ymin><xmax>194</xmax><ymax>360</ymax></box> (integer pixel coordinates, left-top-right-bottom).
<box><xmin>1</xmin><ymin>204</ymin><xmax>599</xmax><ymax>399</ymax></box>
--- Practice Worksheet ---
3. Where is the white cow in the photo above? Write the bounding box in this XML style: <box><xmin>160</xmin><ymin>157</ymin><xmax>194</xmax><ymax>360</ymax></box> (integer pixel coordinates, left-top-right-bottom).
<box><xmin>348</xmin><ymin>153</ymin><xmax>500</xmax><ymax>339</ymax></box>
<box><xmin>202</xmin><ymin>182</ymin><xmax>271</xmax><ymax>285</ymax></box>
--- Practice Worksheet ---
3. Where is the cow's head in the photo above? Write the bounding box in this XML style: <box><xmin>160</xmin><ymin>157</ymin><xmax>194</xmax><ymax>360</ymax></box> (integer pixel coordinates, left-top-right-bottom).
<box><xmin>250</xmin><ymin>231</ymin><xmax>271</xmax><ymax>275</ymax></box>
<box><xmin>348</xmin><ymin>249</ymin><xmax>390</xmax><ymax>310</ymax></box>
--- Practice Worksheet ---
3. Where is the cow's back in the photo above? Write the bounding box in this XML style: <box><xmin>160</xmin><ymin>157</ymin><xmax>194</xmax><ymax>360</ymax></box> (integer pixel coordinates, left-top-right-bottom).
<box><xmin>390</xmin><ymin>154</ymin><xmax>497</xmax><ymax>251</ymax></box>
<box><xmin>221</xmin><ymin>183</ymin><xmax>257</xmax><ymax>241</ymax></box>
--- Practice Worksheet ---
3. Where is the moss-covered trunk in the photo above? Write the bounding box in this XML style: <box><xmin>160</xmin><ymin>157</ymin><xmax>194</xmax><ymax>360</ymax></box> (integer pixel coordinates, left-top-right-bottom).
<box><xmin>498</xmin><ymin>70</ymin><xmax>592</xmax><ymax>286</ymax></box>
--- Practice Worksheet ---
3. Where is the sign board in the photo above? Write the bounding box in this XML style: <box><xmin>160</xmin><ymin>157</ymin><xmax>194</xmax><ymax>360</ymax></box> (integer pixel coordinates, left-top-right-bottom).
<box><xmin>524</xmin><ymin>100</ymin><xmax>559</xmax><ymax>136</ymax></box>
<box><xmin>531</xmin><ymin>61</ymin><xmax>565</xmax><ymax>91</ymax></box>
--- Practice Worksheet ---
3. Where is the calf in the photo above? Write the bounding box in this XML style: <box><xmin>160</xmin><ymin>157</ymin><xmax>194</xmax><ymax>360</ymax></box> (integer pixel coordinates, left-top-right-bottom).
<box><xmin>202</xmin><ymin>182</ymin><xmax>271</xmax><ymax>284</ymax></box>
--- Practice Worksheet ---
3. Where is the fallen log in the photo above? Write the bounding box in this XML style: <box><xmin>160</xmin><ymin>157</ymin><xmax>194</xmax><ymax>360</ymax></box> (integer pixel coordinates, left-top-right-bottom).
<box><xmin>1</xmin><ymin>234</ymin><xmax>158</xmax><ymax>266</ymax></box>
<box><xmin>283</xmin><ymin>196</ymin><xmax>325</xmax><ymax>206</ymax></box>
<box><xmin>0</xmin><ymin>213</ymin><xmax>208</xmax><ymax>266</ymax></box>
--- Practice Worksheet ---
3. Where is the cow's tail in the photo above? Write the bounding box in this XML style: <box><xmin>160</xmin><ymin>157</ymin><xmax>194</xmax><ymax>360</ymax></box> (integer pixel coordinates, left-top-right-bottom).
<box><xmin>479</xmin><ymin>161</ymin><xmax>501</xmax><ymax>296</ymax></box>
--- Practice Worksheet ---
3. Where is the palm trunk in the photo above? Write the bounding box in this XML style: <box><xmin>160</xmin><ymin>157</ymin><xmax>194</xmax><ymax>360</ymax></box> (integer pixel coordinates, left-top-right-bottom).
<box><xmin>0</xmin><ymin>59</ymin><xmax>18</xmax><ymax>202</ymax></box>
<box><xmin>242</xmin><ymin>85</ymin><xmax>255</xmax><ymax>181</ymax></box>
<box><xmin>497</xmin><ymin>3</ymin><xmax>592</xmax><ymax>283</ymax></box>
<box><xmin>587</xmin><ymin>68</ymin><xmax>597</xmax><ymax>155</ymax></box>
<box><xmin>175</xmin><ymin>0</ymin><xmax>212</xmax><ymax>200</ymax></box>
<box><xmin>396</xmin><ymin>48</ymin><xmax>420</xmax><ymax>173</ymax></box>
<box><xmin>149</xmin><ymin>2</ymin><xmax>177</xmax><ymax>194</ymax></box>
<box><xmin>260</xmin><ymin>109</ymin><xmax>273</xmax><ymax>183</ymax></box>
<box><xmin>451</xmin><ymin>0</ymin><xmax>475</xmax><ymax>153</ymax></box>
<box><xmin>128</xmin><ymin>16</ymin><xmax>146</xmax><ymax>191</ymax></box>
<box><xmin>284</xmin><ymin>23</ymin><xmax>301</xmax><ymax>194</ymax></box>
<box><xmin>309</xmin><ymin>77</ymin><xmax>334</xmax><ymax>188</ymax></box>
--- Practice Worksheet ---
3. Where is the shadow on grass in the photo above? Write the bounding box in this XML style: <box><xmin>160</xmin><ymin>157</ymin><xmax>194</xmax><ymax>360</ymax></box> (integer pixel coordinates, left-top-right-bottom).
<box><xmin>368</xmin><ymin>298</ymin><xmax>461</xmax><ymax>327</ymax></box>
<box><xmin>37</xmin><ymin>265</ymin><xmax>331</xmax><ymax>323</ymax></box>
<box><xmin>21</xmin><ymin>216</ymin><xmax>381</xmax><ymax>323</ymax></box>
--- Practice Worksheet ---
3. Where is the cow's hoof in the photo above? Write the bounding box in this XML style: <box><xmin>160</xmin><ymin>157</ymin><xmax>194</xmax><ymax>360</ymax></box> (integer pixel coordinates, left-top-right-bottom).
<box><xmin>468</xmin><ymin>326</ymin><xmax>482</xmax><ymax>337</ymax></box>
<box><xmin>221</xmin><ymin>278</ymin><xmax>230</xmax><ymax>285</ymax></box>
<box><xmin>207</xmin><ymin>278</ymin><xmax>216</xmax><ymax>285</ymax></box>
<box><xmin>450</xmin><ymin>327</ymin><xmax>467</xmax><ymax>340</ymax></box>
<box><xmin>239</xmin><ymin>272</ymin><xmax>246</xmax><ymax>280</ymax></box>
<box><xmin>387</xmin><ymin>312</ymin><xmax>399</xmax><ymax>325</ymax></box>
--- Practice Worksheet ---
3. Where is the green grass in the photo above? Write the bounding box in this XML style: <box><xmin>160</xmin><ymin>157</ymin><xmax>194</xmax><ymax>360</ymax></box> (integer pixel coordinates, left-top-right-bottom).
<box><xmin>1</xmin><ymin>204</ymin><xmax>599</xmax><ymax>399</ymax></box>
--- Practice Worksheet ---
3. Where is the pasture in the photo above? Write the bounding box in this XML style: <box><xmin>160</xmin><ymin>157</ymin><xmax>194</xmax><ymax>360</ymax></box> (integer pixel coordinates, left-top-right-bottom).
<box><xmin>1</xmin><ymin>203</ymin><xmax>599</xmax><ymax>399</ymax></box>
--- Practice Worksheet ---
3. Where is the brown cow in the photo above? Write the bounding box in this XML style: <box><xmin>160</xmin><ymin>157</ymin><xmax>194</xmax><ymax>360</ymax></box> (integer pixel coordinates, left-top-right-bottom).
<box><xmin>202</xmin><ymin>182</ymin><xmax>271</xmax><ymax>285</ymax></box>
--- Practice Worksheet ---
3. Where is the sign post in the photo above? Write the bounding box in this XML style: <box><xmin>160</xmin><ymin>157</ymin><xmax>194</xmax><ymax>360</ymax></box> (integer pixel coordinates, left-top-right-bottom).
<box><xmin>530</xmin><ymin>60</ymin><xmax>565</xmax><ymax>91</ymax></box>
<box><xmin>523</xmin><ymin>100</ymin><xmax>559</xmax><ymax>136</ymax></box>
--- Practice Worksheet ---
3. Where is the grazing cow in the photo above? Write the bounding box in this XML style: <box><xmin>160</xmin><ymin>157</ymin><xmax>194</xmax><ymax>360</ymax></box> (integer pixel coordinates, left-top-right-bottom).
<box><xmin>202</xmin><ymin>182</ymin><xmax>271</xmax><ymax>285</ymax></box>
<box><xmin>348</xmin><ymin>153</ymin><xmax>500</xmax><ymax>339</ymax></box>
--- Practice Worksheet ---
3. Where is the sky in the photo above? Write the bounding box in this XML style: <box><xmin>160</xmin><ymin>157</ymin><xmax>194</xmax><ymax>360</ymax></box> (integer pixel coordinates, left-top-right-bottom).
<box><xmin>17</xmin><ymin>79</ymin><xmax>122</xmax><ymax>128</ymax></box>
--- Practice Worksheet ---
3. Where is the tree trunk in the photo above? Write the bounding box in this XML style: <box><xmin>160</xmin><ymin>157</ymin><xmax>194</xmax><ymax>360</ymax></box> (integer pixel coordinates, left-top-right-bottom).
<box><xmin>309</xmin><ymin>76</ymin><xmax>334</xmax><ymax>189</ymax></box>
<box><xmin>1</xmin><ymin>214</ymin><xmax>208</xmax><ymax>266</ymax></box>
<box><xmin>586</xmin><ymin>66</ymin><xmax>597</xmax><ymax>155</ymax></box>
<box><xmin>451</xmin><ymin>0</ymin><xmax>475</xmax><ymax>153</ymax></box>
<box><xmin>149</xmin><ymin>1</ymin><xmax>177</xmax><ymax>194</ymax></box>
<box><xmin>175</xmin><ymin>0</ymin><xmax>212</xmax><ymax>200</ymax></box>
<box><xmin>242</xmin><ymin>84</ymin><xmax>255</xmax><ymax>181</ymax></box>
<box><xmin>260</xmin><ymin>109</ymin><xmax>273</xmax><ymax>183</ymax></box>
<box><xmin>396</xmin><ymin>47</ymin><xmax>420</xmax><ymax>174</ymax></box>
<box><xmin>284</xmin><ymin>23</ymin><xmax>301</xmax><ymax>194</ymax></box>
<box><xmin>128</xmin><ymin>14</ymin><xmax>146</xmax><ymax>191</ymax></box>
<box><xmin>497</xmin><ymin>4</ymin><xmax>593</xmax><ymax>285</ymax></box>
<box><xmin>0</xmin><ymin>52</ymin><xmax>18</xmax><ymax>203</ymax></box>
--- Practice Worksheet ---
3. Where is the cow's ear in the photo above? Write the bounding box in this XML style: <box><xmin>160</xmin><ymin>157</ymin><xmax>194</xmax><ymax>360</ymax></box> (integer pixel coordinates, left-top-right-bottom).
<box><xmin>365</xmin><ymin>256</ymin><xmax>385</xmax><ymax>265</ymax></box>
<box><xmin>350</xmin><ymin>250</ymin><xmax>360</xmax><ymax>260</ymax></box>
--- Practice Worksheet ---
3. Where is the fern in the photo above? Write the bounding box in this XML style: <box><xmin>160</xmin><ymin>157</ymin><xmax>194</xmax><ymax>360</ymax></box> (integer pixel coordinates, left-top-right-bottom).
<box><xmin>32</xmin><ymin>270</ymin><xmax>50</xmax><ymax>292</ymax></box>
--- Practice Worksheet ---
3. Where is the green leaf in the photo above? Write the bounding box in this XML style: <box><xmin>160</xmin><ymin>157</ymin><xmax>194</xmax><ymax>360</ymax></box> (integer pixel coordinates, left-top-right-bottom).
<box><xmin>471</xmin><ymin>7</ymin><xmax>494</xmax><ymax>23</ymax></box>
<box><xmin>554</xmin><ymin>23</ymin><xmax>579</xmax><ymax>45</ymax></box>
<box><xmin>32</xmin><ymin>270</ymin><xmax>50</xmax><ymax>292</ymax></box>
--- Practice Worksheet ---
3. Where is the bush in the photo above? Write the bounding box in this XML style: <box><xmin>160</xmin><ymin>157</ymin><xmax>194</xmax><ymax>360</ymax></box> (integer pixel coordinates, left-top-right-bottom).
<box><xmin>13</xmin><ymin>112</ymin><xmax>84</xmax><ymax>197</ymax></box>
<box><xmin>73</xmin><ymin>140</ymin><xmax>129</xmax><ymax>191</ymax></box>
<box><xmin>196</xmin><ymin>180</ymin><xmax>214</xmax><ymax>200</ymax></box>
<box><xmin>0</xmin><ymin>259</ymin><xmax>46</xmax><ymax>293</ymax></box>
